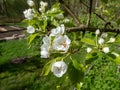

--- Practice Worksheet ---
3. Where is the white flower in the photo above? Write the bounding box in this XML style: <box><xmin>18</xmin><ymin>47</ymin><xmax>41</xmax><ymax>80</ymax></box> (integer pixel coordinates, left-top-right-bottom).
<box><xmin>51</xmin><ymin>61</ymin><xmax>68</xmax><ymax>77</ymax></box>
<box><xmin>23</xmin><ymin>8</ymin><xmax>34</xmax><ymax>20</ymax></box>
<box><xmin>103</xmin><ymin>47</ymin><xmax>110</xmax><ymax>53</ymax></box>
<box><xmin>95</xmin><ymin>29</ymin><xmax>100</xmax><ymax>35</ymax></box>
<box><xmin>98</xmin><ymin>38</ymin><xmax>104</xmax><ymax>45</ymax></box>
<box><xmin>87</xmin><ymin>47</ymin><xmax>92</xmax><ymax>53</ymax></box>
<box><xmin>40</xmin><ymin>1</ymin><xmax>48</xmax><ymax>7</ymax></box>
<box><xmin>52</xmin><ymin>35</ymin><xmax>71</xmax><ymax>53</ymax></box>
<box><xmin>40</xmin><ymin>44</ymin><xmax>50</xmax><ymax>58</ymax></box>
<box><xmin>27</xmin><ymin>0</ymin><xmax>34</xmax><ymax>7</ymax></box>
<box><xmin>27</xmin><ymin>26</ymin><xmax>35</xmax><ymax>34</ymax></box>
<box><xmin>101</xmin><ymin>33</ymin><xmax>108</xmax><ymax>38</ymax></box>
<box><xmin>52</xmin><ymin>24</ymin><xmax>65</xmax><ymax>36</ymax></box>
<box><xmin>40</xmin><ymin>36</ymin><xmax>51</xmax><ymax>58</ymax></box>
<box><xmin>108</xmin><ymin>37</ymin><xmax>115</xmax><ymax>43</ymax></box>
<box><xmin>50</xmin><ymin>24</ymin><xmax>65</xmax><ymax>37</ymax></box>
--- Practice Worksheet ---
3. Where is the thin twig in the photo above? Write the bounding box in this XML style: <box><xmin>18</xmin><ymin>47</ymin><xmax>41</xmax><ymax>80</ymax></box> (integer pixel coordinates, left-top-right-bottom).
<box><xmin>59</xmin><ymin>0</ymin><xmax>81</xmax><ymax>26</ymax></box>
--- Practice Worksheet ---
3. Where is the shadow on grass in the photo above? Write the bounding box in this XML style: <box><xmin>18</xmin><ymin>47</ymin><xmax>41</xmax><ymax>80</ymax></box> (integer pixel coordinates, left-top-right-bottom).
<box><xmin>0</xmin><ymin>55</ymin><xmax>46</xmax><ymax>73</ymax></box>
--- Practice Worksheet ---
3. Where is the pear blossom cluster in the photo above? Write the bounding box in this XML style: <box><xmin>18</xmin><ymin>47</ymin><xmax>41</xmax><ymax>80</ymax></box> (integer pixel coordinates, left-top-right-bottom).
<box><xmin>40</xmin><ymin>24</ymin><xmax>71</xmax><ymax>58</ymax></box>
<box><xmin>86</xmin><ymin>29</ymin><xmax>116</xmax><ymax>54</ymax></box>
<box><xmin>97</xmin><ymin>29</ymin><xmax>115</xmax><ymax>53</ymax></box>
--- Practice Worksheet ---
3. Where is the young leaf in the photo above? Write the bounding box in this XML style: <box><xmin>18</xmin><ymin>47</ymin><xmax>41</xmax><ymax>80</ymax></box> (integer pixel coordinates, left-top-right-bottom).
<box><xmin>81</xmin><ymin>38</ymin><xmax>95</xmax><ymax>46</ymax></box>
<box><xmin>28</xmin><ymin>33</ymin><xmax>39</xmax><ymax>45</ymax></box>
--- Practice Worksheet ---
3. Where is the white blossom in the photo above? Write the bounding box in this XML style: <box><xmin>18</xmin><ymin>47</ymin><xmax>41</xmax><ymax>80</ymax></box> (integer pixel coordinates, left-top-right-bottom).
<box><xmin>103</xmin><ymin>47</ymin><xmax>110</xmax><ymax>53</ymax></box>
<box><xmin>23</xmin><ymin>8</ymin><xmax>34</xmax><ymax>20</ymax></box>
<box><xmin>40</xmin><ymin>36</ymin><xmax>51</xmax><ymax>58</ymax></box>
<box><xmin>108</xmin><ymin>37</ymin><xmax>115</xmax><ymax>43</ymax></box>
<box><xmin>27</xmin><ymin>26</ymin><xmax>35</xmax><ymax>34</ymax></box>
<box><xmin>50</xmin><ymin>24</ymin><xmax>65</xmax><ymax>37</ymax></box>
<box><xmin>101</xmin><ymin>33</ymin><xmax>108</xmax><ymax>38</ymax></box>
<box><xmin>51</xmin><ymin>61</ymin><xmax>68</xmax><ymax>77</ymax></box>
<box><xmin>40</xmin><ymin>1</ymin><xmax>48</xmax><ymax>7</ymax></box>
<box><xmin>87</xmin><ymin>47</ymin><xmax>92</xmax><ymax>53</ymax></box>
<box><xmin>27</xmin><ymin>0</ymin><xmax>34</xmax><ymax>7</ymax></box>
<box><xmin>95</xmin><ymin>29</ymin><xmax>100</xmax><ymax>35</ymax></box>
<box><xmin>98</xmin><ymin>38</ymin><xmax>104</xmax><ymax>45</ymax></box>
<box><xmin>40</xmin><ymin>44</ymin><xmax>50</xmax><ymax>58</ymax></box>
<box><xmin>52</xmin><ymin>35</ymin><xmax>71</xmax><ymax>53</ymax></box>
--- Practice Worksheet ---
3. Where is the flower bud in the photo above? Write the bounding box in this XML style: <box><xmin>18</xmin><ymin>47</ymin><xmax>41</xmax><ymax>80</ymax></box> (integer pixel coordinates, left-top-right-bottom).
<box><xmin>95</xmin><ymin>29</ymin><xmax>100</xmax><ymax>35</ymax></box>
<box><xmin>87</xmin><ymin>47</ymin><xmax>92</xmax><ymax>53</ymax></box>
<box><xmin>103</xmin><ymin>47</ymin><xmax>110</xmax><ymax>53</ymax></box>
<box><xmin>98</xmin><ymin>38</ymin><xmax>104</xmax><ymax>45</ymax></box>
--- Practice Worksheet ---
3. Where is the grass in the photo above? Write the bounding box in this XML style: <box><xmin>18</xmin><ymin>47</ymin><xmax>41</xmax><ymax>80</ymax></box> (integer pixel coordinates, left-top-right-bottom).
<box><xmin>0</xmin><ymin>39</ymin><xmax>38</xmax><ymax>64</ymax></box>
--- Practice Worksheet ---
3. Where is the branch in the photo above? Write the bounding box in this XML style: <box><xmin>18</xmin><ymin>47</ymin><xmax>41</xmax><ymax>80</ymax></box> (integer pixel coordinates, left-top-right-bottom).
<box><xmin>66</xmin><ymin>26</ymin><xmax>120</xmax><ymax>33</ymax></box>
<box><xmin>86</xmin><ymin>0</ymin><xmax>93</xmax><ymax>26</ymax></box>
<box><xmin>59</xmin><ymin>0</ymin><xmax>81</xmax><ymax>26</ymax></box>
<box><xmin>80</xmin><ymin>0</ymin><xmax>106</xmax><ymax>22</ymax></box>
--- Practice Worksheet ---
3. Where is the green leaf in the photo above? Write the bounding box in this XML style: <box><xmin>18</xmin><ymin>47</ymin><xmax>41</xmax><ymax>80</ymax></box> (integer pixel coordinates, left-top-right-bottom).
<box><xmin>28</xmin><ymin>33</ymin><xmax>39</xmax><ymax>45</ymax></box>
<box><xmin>68</xmin><ymin>62</ymin><xmax>84</xmax><ymax>84</ymax></box>
<box><xmin>107</xmin><ymin>52</ymin><xmax>120</xmax><ymax>64</ymax></box>
<box><xmin>101</xmin><ymin>0</ymin><xmax>108</xmax><ymax>3</ymax></box>
<box><xmin>81</xmin><ymin>38</ymin><xmax>95</xmax><ymax>45</ymax></box>
<box><xmin>116</xmin><ymin>18</ymin><xmax>120</xmax><ymax>25</ymax></box>
<box><xmin>52</xmin><ymin>3</ymin><xmax>60</xmax><ymax>9</ymax></box>
<box><xmin>116</xmin><ymin>38</ymin><xmax>120</xmax><ymax>43</ymax></box>
<box><xmin>115</xmin><ymin>56</ymin><xmax>120</xmax><ymax>64</ymax></box>
<box><xmin>107</xmin><ymin>53</ymin><xmax>116</xmax><ymax>59</ymax></box>
<box><xmin>72</xmin><ymin>59</ymin><xmax>84</xmax><ymax>71</ymax></box>
<box><xmin>85</xmin><ymin>52</ymin><xmax>98</xmax><ymax>64</ymax></box>
<box><xmin>43</xmin><ymin>19</ymin><xmax>47</xmax><ymax>31</ymax></box>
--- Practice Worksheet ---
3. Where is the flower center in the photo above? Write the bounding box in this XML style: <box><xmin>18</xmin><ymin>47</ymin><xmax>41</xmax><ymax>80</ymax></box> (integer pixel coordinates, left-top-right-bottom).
<box><xmin>61</xmin><ymin>42</ymin><xmax>67</xmax><ymax>48</ymax></box>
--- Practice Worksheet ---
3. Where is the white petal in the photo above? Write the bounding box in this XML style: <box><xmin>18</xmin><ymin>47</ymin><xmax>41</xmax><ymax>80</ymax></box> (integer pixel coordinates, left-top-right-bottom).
<box><xmin>42</xmin><ymin>36</ymin><xmax>50</xmax><ymax>45</ymax></box>
<box><xmin>27</xmin><ymin>26</ymin><xmax>35</xmax><ymax>34</ymax></box>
